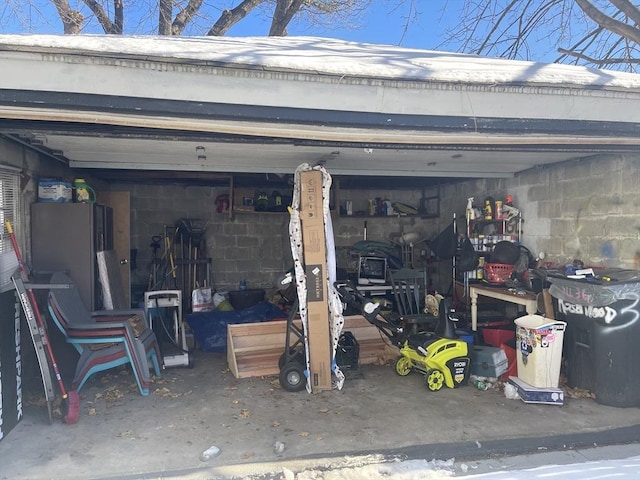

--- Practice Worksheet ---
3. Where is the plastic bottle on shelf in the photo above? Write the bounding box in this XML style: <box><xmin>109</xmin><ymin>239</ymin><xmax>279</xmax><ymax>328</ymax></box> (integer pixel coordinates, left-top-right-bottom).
<box><xmin>477</xmin><ymin>256</ymin><xmax>485</xmax><ymax>280</ymax></box>
<box><xmin>484</xmin><ymin>198</ymin><xmax>493</xmax><ymax>219</ymax></box>
<box><xmin>495</xmin><ymin>200</ymin><xmax>503</xmax><ymax>219</ymax></box>
<box><xmin>486</xmin><ymin>235</ymin><xmax>494</xmax><ymax>251</ymax></box>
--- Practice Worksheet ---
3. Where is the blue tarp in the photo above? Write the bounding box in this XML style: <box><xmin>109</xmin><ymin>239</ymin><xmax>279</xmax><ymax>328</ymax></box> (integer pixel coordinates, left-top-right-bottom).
<box><xmin>186</xmin><ymin>302</ymin><xmax>287</xmax><ymax>353</ymax></box>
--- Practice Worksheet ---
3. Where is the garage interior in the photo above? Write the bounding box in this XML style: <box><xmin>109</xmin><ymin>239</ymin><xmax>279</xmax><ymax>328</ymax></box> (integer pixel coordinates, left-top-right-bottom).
<box><xmin>0</xmin><ymin>35</ymin><xmax>639</xmax><ymax>477</ymax></box>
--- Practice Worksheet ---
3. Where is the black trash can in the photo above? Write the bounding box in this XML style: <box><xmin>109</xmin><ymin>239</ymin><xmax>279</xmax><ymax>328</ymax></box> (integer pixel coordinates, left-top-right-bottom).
<box><xmin>549</xmin><ymin>269</ymin><xmax>640</xmax><ymax>407</ymax></box>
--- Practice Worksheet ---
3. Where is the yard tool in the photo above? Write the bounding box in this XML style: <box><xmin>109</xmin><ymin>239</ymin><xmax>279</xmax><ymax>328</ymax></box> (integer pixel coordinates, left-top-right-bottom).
<box><xmin>335</xmin><ymin>281</ymin><xmax>471</xmax><ymax>391</ymax></box>
<box><xmin>165</xmin><ymin>235</ymin><xmax>177</xmax><ymax>289</ymax></box>
<box><xmin>5</xmin><ymin>221</ymin><xmax>80</xmax><ymax>424</ymax></box>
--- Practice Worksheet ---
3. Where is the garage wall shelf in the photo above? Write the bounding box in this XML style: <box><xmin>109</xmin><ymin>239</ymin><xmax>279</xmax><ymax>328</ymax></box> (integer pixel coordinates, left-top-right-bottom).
<box><xmin>334</xmin><ymin>183</ymin><xmax>440</xmax><ymax>219</ymax></box>
<box><xmin>230</xmin><ymin>175</ymin><xmax>338</xmax><ymax>216</ymax></box>
<box><xmin>466</xmin><ymin>215</ymin><xmax>522</xmax><ymax>252</ymax></box>
<box><xmin>227</xmin><ymin>176</ymin><xmax>440</xmax><ymax>219</ymax></box>
<box><xmin>232</xmin><ymin>187</ymin><xmax>292</xmax><ymax>215</ymax></box>
<box><xmin>464</xmin><ymin>214</ymin><xmax>523</xmax><ymax>282</ymax></box>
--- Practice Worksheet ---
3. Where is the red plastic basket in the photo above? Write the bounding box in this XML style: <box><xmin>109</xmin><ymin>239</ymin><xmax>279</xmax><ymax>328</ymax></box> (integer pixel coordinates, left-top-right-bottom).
<box><xmin>484</xmin><ymin>263</ymin><xmax>515</xmax><ymax>284</ymax></box>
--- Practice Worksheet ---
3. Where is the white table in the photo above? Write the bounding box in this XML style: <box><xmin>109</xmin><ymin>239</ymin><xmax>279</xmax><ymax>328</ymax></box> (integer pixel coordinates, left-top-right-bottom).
<box><xmin>469</xmin><ymin>284</ymin><xmax>538</xmax><ymax>331</ymax></box>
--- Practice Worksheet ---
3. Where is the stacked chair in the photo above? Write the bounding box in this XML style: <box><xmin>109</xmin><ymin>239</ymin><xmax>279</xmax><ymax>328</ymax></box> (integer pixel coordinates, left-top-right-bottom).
<box><xmin>47</xmin><ymin>271</ymin><xmax>162</xmax><ymax>395</ymax></box>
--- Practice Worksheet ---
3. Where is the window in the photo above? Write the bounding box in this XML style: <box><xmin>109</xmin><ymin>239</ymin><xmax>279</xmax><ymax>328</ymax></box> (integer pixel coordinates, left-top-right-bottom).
<box><xmin>0</xmin><ymin>166</ymin><xmax>20</xmax><ymax>292</ymax></box>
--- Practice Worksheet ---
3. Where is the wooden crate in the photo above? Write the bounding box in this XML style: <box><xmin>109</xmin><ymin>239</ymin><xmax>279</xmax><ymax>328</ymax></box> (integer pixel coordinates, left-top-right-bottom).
<box><xmin>227</xmin><ymin>315</ymin><xmax>399</xmax><ymax>379</ymax></box>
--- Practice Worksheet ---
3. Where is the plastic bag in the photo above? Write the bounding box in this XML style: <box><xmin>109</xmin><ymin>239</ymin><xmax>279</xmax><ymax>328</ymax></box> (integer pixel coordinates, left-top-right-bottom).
<box><xmin>213</xmin><ymin>292</ymin><xmax>234</xmax><ymax>311</ymax></box>
<box><xmin>192</xmin><ymin>287</ymin><xmax>214</xmax><ymax>312</ymax></box>
<box><xmin>457</xmin><ymin>237</ymin><xmax>479</xmax><ymax>272</ymax></box>
<box><xmin>212</xmin><ymin>292</ymin><xmax>226</xmax><ymax>307</ymax></box>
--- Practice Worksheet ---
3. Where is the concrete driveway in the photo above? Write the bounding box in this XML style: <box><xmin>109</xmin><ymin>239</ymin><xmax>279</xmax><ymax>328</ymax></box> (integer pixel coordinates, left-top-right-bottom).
<box><xmin>1</xmin><ymin>351</ymin><xmax>638</xmax><ymax>479</ymax></box>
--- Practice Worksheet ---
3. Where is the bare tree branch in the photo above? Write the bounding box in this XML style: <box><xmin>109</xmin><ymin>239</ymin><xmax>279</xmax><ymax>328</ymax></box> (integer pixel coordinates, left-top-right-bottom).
<box><xmin>114</xmin><ymin>0</ymin><xmax>123</xmax><ymax>33</ymax></box>
<box><xmin>610</xmin><ymin>0</ymin><xmax>640</xmax><ymax>25</ymax></box>
<box><xmin>555</xmin><ymin>24</ymin><xmax>604</xmax><ymax>63</ymax></box>
<box><xmin>269</xmin><ymin>0</ymin><xmax>305</xmax><ymax>36</ymax></box>
<box><xmin>477</xmin><ymin>0</ymin><xmax>520</xmax><ymax>54</ymax></box>
<box><xmin>574</xmin><ymin>0</ymin><xmax>640</xmax><ymax>44</ymax></box>
<box><xmin>172</xmin><ymin>0</ymin><xmax>205</xmax><ymax>35</ymax></box>
<box><xmin>443</xmin><ymin>1</ymin><xmax>639</xmax><ymax>71</ymax></box>
<box><xmin>397</xmin><ymin>0</ymin><xmax>416</xmax><ymax>45</ymax></box>
<box><xmin>558</xmin><ymin>47</ymin><xmax>640</xmax><ymax>64</ymax></box>
<box><xmin>208</xmin><ymin>0</ymin><xmax>266</xmax><ymax>36</ymax></box>
<box><xmin>82</xmin><ymin>0</ymin><xmax>119</xmax><ymax>34</ymax></box>
<box><xmin>159</xmin><ymin>0</ymin><xmax>172</xmax><ymax>35</ymax></box>
<box><xmin>52</xmin><ymin>0</ymin><xmax>83</xmax><ymax>34</ymax></box>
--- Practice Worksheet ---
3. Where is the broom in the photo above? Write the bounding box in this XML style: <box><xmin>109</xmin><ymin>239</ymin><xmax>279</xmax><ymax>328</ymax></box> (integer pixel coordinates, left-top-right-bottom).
<box><xmin>5</xmin><ymin>221</ymin><xmax>80</xmax><ymax>424</ymax></box>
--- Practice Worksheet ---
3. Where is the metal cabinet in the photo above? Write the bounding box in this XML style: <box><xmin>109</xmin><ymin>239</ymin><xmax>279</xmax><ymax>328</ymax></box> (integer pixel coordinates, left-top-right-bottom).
<box><xmin>31</xmin><ymin>203</ymin><xmax>113</xmax><ymax>310</ymax></box>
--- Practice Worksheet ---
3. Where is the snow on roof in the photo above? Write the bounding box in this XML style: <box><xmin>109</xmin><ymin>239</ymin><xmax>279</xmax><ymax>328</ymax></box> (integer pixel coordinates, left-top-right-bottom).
<box><xmin>1</xmin><ymin>34</ymin><xmax>639</xmax><ymax>89</ymax></box>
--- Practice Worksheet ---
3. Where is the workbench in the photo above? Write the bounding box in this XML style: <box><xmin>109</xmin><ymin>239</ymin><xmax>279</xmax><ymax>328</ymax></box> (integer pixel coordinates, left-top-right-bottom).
<box><xmin>469</xmin><ymin>284</ymin><xmax>538</xmax><ymax>331</ymax></box>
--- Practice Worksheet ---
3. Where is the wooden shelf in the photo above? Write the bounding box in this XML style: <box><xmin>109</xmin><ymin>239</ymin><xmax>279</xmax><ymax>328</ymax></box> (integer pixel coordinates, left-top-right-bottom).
<box><xmin>334</xmin><ymin>183</ymin><xmax>440</xmax><ymax>219</ymax></box>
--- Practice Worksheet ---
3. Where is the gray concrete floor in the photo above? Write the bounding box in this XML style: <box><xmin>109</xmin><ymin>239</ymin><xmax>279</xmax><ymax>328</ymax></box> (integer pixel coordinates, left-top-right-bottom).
<box><xmin>1</xmin><ymin>350</ymin><xmax>639</xmax><ymax>480</ymax></box>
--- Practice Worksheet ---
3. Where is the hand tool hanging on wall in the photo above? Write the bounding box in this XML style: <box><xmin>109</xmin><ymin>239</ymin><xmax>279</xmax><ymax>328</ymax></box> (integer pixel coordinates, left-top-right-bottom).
<box><xmin>174</xmin><ymin>219</ymin><xmax>210</xmax><ymax>313</ymax></box>
<box><xmin>5</xmin><ymin>221</ymin><xmax>80</xmax><ymax>424</ymax></box>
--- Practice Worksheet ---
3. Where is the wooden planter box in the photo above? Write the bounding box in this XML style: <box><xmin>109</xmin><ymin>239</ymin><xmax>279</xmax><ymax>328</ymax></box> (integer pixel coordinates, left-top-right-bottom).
<box><xmin>227</xmin><ymin>315</ymin><xmax>398</xmax><ymax>379</ymax></box>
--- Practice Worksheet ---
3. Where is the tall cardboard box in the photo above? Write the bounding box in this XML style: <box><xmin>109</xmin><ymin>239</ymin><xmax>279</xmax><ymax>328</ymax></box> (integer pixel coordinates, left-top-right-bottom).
<box><xmin>300</xmin><ymin>170</ymin><xmax>332</xmax><ymax>392</ymax></box>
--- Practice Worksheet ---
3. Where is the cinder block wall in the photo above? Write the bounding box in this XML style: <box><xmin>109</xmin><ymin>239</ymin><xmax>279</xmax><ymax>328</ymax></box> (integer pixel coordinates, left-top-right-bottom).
<box><xmin>117</xmin><ymin>152</ymin><xmax>638</xmax><ymax>302</ymax></box>
<box><xmin>435</xmin><ymin>153</ymin><xmax>640</xmax><ymax>269</ymax></box>
<box><xmin>120</xmin><ymin>181</ymin><xmax>422</xmax><ymax>297</ymax></box>
<box><xmin>519</xmin><ymin>154</ymin><xmax>639</xmax><ymax>268</ymax></box>
<box><xmin>115</xmin><ymin>183</ymin><xmax>295</xmax><ymax>295</ymax></box>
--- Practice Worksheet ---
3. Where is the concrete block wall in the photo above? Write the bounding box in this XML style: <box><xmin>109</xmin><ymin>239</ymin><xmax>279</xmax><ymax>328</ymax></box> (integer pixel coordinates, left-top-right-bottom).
<box><xmin>111</xmin><ymin>182</ymin><xmax>291</xmax><ymax>295</ymax></box>
<box><xmin>114</xmin><ymin>152</ymin><xmax>638</xmax><ymax>303</ymax></box>
<box><xmin>516</xmin><ymin>154</ymin><xmax>639</xmax><ymax>268</ymax></box>
<box><xmin>205</xmin><ymin>212</ymin><xmax>291</xmax><ymax>293</ymax></box>
<box><xmin>435</xmin><ymin>153</ymin><xmax>640</xmax><ymax>269</ymax></box>
<box><xmin>121</xmin><ymin>181</ymin><xmax>443</xmax><ymax>298</ymax></box>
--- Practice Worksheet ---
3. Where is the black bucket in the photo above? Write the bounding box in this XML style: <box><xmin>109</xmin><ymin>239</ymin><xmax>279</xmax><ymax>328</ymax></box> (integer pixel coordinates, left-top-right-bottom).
<box><xmin>491</xmin><ymin>241</ymin><xmax>520</xmax><ymax>264</ymax></box>
<box><xmin>228</xmin><ymin>289</ymin><xmax>265</xmax><ymax>310</ymax></box>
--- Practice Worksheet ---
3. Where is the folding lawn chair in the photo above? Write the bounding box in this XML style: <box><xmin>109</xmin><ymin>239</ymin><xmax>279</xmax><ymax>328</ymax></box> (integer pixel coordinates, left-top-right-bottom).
<box><xmin>47</xmin><ymin>271</ymin><xmax>162</xmax><ymax>395</ymax></box>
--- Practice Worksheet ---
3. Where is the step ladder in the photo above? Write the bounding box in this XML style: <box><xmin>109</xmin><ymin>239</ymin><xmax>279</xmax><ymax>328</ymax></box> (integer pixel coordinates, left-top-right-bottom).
<box><xmin>11</xmin><ymin>273</ymin><xmax>55</xmax><ymax>423</ymax></box>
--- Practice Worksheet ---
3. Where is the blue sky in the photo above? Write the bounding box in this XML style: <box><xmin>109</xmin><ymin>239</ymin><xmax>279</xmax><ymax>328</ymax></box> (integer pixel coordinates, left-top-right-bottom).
<box><xmin>233</xmin><ymin>2</ymin><xmax>446</xmax><ymax>50</ymax></box>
